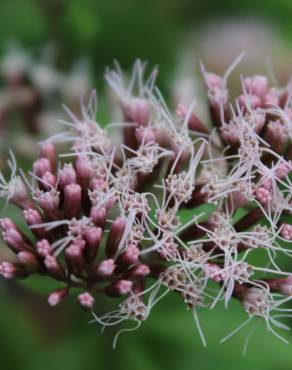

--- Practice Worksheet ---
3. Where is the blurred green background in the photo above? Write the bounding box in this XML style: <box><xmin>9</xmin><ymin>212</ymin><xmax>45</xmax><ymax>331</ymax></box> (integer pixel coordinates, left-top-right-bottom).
<box><xmin>1</xmin><ymin>0</ymin><xmax>292</xmax><ymax>369</ymax></box>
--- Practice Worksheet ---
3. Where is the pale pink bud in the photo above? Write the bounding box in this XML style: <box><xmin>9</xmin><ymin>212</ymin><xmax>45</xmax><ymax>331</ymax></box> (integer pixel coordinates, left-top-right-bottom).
<box><xmin>34</xmin><ymin>190</ymin><xmax>60</xmax><ymax>220</ymax></box>
<box><xmin>83</xmin><ymin>227</ymin><xmax>102</xmax><ymax>261</ymax></box>
<box><xmin>243</xmin><ymin>75</ymin><xmax>268</xmax><ymax>99</ymax></box>
<box><xmin>96</xmin><ymin>258</ymin><xmax>116</xmax><ymax>277</ymax></box>
<box><xmin>17</xmin><ymin>251</ymin><xmax>39</xmax><ymax>270</ymax></box>
<box><xmin>65</xmin><ymin>241</ymin><xmax>85</xmax><ymax>276</ymax></box>
<box><xmin>44</xmin><ymin>255</ymin><xmax>66</xmax><ymax>280</ymax></box>
<box><xmin>127</xmin><ymin>264</ymin><xmax>150</xmax><ymax>279</ymax></box>
<box><xmin>0</xmin><ymin>261</ymin><xmax>26</xmax><ymax>279</ymax></box>
<box><xmin>135</xmin><ymin>126</ymin><xmax>156</xmax><ymax>144</ymax></box>
<box><xmin>122</xmin><ymin>98</ymin><xmax>150</xmax><ymax>126</ymax></box>
<box><xmin>78</xmin><ymin>292</ymin><xmax>95</xmax><ymax>309</ymax></box>
<box><xmin>0</xmin><ymin>218</ymin><xmax>17</xmax><ymax>231</ymax></box>
<box><xmin>264</xmin><ymin>88</ymin><xmax>279</xmax><ymax>107</ymax></box>
<box><xmin>75</xmin><ymin>155</ymin><xmax>93</xmax><ymax>188</ymax></box>
<box><xmin>255</xmin><ymin>187</ymin><xmax>272</xmax><ymax>205</ymax></box>
<box><xmin>48</xmin><ymin>288</ymin><xmax>68</xmax><ymax>306</ymax></box>
<box><xmin>90</xmin><ymin>206</ymin><xmax>107</xmax><ymax>229</ymax></box>
<box><xmin>40</xmin><ymin>142</ymin><xmax>56</xmax><ymax>170</ymax></box>
<box><xmin>106</xmin><ymin>217</ymin><xmax>126</xmax><ymax>257</ymax></box>
<box><xmin>205</xmin><ymin>73</ymin><xmax>223</xmax><ymax>89</ymax></box>
<box><xmin>106</xmin><ymin>279</ymin><xmax>133</xmax><ymax>297</ymax></box>
<box><xmin>275</xmin><ymin>161</ymin><xmax>292</xmax><ymax>179</ymax></box>
<box><xmin>238</xmin><ymin>94</ymin><xmax>261</xmax><ymax>110</ymax></box>
<box><xmin>265</xmin><ymin>120</ymin><xmax>287</xmax><ymax>150</ymax></box>
<box><xmin>63</xmin><ymin>183</ymin><xmax>81</xmax><ymax>219</ymax></box>
<box><xmin>59</xmin><ymin>164</ymin><xmax>77</xmax><ymax>189</ymax></box>
<box><xmin>119</xmin><ymin>244</ymin><xmax>140</xmax><ymax>265</ymax></box>
<box><xmin>176</xmin><ymin>103</ymin><xmax>208</xmax><ymax>133</ymax></box>
<box><xmin>36</xmin><ymin>239</ymin><xmax>52</xmax><ymax>257</ymax></box>
<box><xmin>2</xmin><ymin>228</ymin><xmax>26</xmax><ymax>252</ymax></box>
<box><xmin>41</xmin><ymin>171</ymin><xmax>57</xmax><ymax>190</ymax></box>
<box><xmin>280</xmin><ymin>224</ymin><xmax>292</xmax><ymax>241</ymax></box>
<box><xmin>33</xmin><ymin>158</ymin><xmax>52</xmax><ymax>178</ymax></box>
<box><xmin>23</xmin><ymin>208</ymin><xmax>42</xmax><ymax>226</ymax></box>
<box><xmin>89</xmin><ymin>178</ymin><xmax>107</xmax><ymax>191</ymax></box>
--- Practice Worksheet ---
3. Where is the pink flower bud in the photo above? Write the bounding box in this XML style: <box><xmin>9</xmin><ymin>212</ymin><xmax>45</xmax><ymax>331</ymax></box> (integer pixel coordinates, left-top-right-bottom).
<box><xmin>65</xmin><ymin>241</ymin><xmax>85</xmax><ymax>276</ymax></box>
<box><xmin>119</xmin><ymin>244</ymin><xmax>140</xmax><ymax>265</ymax></box>
<box><xmin>264</xmin><ymin>88</ymin><xmax>279</xmax><ymax>108</ymax></box>
<box><xmin>83</xmin><ymin>227</ymin><xmax>102</xmax><ymax>261</ymax></box>
<box><xmin>0</xmin><ymin>218</ymin><xmax>17</xmax><ymax>231</ymax></box>
<box><xmin>89</xmin><ymin>178</ymin><xmax>107</xmax><ymax>191</ymax></box>
<box><xmin>48</xmin><ymin>288</ymin><xmax>68</xmax><ymax>306</ymax></box>
<box><xmin>243</xmin><ymin>75</ymin><xmax>268</xmax><ymax>99</ymax></box>
<box><xmin>40</xmin><ymin>142</ymin><xmax>56</xmax><ymax>170</ymax></box>
<box><xmin>265</xmin><ymin>120</ymin><xmax>287</xmax><ymax>151</ymax></box>
<box><xmin>23</xmin><ymin>208</ymin><xmax>42</xmax><ymax>226</ymax></box>
<box><xmin>36</xmin><ymin>239</ymin><xmax>52</xmax><ymax>257</ymax></box>
<box><xmin>122</xmin><ymin>98</ymin><xmax>150</xmax><ymax>126</ymax></box>
<box><xmin>106</xmin><ymin>217</ymin><xmax>126</xmax><ymax>257</ymax></box>
<box><xmin>44</xmin><ymin>255</ymin><xmax>66</xmax><ymax>280</ymax></box>
<box><xmin>63</xmin><ymin>183</ymin><xmax>82</xmax><ymax>219</ymax></box>
<box><xmin>280</xmin><ymin>224</ymin><xmax>292</xmax><ymax>241</ymax></box>
<box><xmin>105</xmin><ymin>279</ymin><xmax>133</xmax><ymax>297</ymax></box>
<box><xmin>126</xmin><ymin>264</ymin><xmax>150</xmax><ymax>279</ymax></box>
<box><xmin>33</xmin><ymin>158</ymin><xmax>52</xmax><ymax>178</ymax></box>
<box><xmin>59</xmin><ymin>164</ymin><xmax>77</xmax><ymax>189</ymax></box>
<box><xmin>90</xmin><ymin>206</ymin><xmax>107</xmax><ymax>229</ymax></box>
<box><xmin>78</xmin><ymin>292</ymin><xmax>95</xmax><ymax>309</ymax></box>
<box><xmin>238</xmin><ymin>94</ymin><xmax>261</xmax><ymax>110</ymax></box>
<box><xmin>34</xmin><ymin>190</ymin><xmax>60</xmax><ymax>220</ymax></box>
<box><xmin>17</xmin><ymin>251</ymin><xmax>39</xmax><ymax>270</ymax></box>
<box><xmin>95</xmin><ymin>258</ymin><xmax>116</xmax><ymax>277</ymax></box>
<box><xmin>42</xmin><ymin>171</ymin><xmax>57</xmax><ymax>190</ymax></box>
<box><xmin>75</xmin><ymin>155</ymin><xmax>93</xmax><ymax>189</ymax></box>
<box><xmin>176</xmin><ymin>103</ymin><xmax>208</xmax><ymax>133</ymax></box>
<box><xmin>0</xmin><ymin>261</ymin><xmax>26</xmax><ymax>279</ymax></box>
<box><xmin>135</xmin><ymin>126</ymin><xmax>156</xmax><ymax>144</ymax></box>
<box><xmin>205</xmin><ymin>73</ymin><xmax>223</xmax><ymax>89</ymax></box>
<box><xmin>275</xmin><ymin>161</ymin><xmax>292</xmax><ymax>179</ymax></box>
<box><xmin>255</xmin><ymin>187</ymin><xmax>272</xmax><ymax>205</ymax></box>
<box><xmin>2</xmin><ymin>228</ymin><xmax>26</xmax><ymax>252</ymax></box>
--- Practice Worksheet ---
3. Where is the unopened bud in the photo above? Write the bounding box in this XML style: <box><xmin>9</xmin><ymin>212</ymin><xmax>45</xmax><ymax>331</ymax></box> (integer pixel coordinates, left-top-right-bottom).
<box><xmin>83</xmin><ymin>227</ymin><xmax>102</xmax><ymax>261</ymax></box>
<box><xmin>95</xmin><ymin>258</ymin><xmax>116</xmax><ymax>277</ymax></box>
<box><xmin>59</xmin><ymin>164</ymin><xmax>77</xmax><ymax>189</ymax></box>
<box><xmin>106</xmin><ymin>217</ymin><xmax>126</xmax><ymax>257</ymax></box>
<box><xmin>44</xmin><ymin>255</ymin><xmax>66</xmax><ymax>280</ymax></box>
<box><xmin>126</xmin><ymin>264</ymin><xmax>150</xmax><ymax>279</ymax></box>
<box><xmin>48</xmin><ymin>288</ymin><xmax>68</xmax><ymax>306</ymax></box>
<box><xmin>78</xmin><ymin>292</ymin><xmax>95</xmax><ymax>309</ymax></box>
<box><xmin>36</xmin><ymin>239</ymin><xmax>52</xmax><ymax>257</ymax></box>
<box><xmin>105</xmin><ymin>279</ymin><xmax>133</xmax><ymax>297</ymax></box>
<box><xmin>119</xmin><ymin>244</ymin><xmax>140</xmax><ymax>265</ymax></box>
<box><xmin>64</xmin><ymin>183</ymin><xmax>82</xmax><ymax>219</ymax></box>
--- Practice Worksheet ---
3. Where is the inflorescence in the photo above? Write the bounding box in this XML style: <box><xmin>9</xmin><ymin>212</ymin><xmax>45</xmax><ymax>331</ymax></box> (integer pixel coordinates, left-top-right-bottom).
<box><xmin>1</xmin><ymin>57</ymin><xmax>292</xmax><ymax>347</ymax></box>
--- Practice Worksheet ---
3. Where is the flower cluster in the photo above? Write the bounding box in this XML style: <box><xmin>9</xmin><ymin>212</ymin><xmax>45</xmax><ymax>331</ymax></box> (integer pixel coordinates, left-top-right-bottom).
<box><xmin>1</xmin><ymin>58</ymin><xmax>292</xmax><ymax>346</ymax></box>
